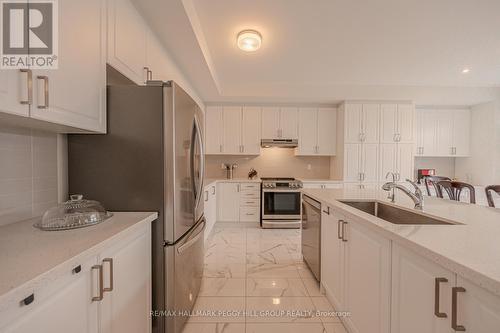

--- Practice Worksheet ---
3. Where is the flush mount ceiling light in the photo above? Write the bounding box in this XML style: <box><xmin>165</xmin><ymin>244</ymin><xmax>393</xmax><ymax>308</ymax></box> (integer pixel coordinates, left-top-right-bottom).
<box><xmin>462</xmin><ymin>68</ymin><xmax>471</xmax><ymax>74</ymax></box>
<box><xmin>237</xmin><ymin>30</ymin><xmax>262</xmax><ymax>52</ymax></box>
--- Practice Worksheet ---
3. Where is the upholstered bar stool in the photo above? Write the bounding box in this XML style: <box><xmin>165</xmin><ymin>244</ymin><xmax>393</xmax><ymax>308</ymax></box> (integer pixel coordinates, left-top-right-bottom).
<box><xmin>424</xmin><ymin>176</ymin><xmax>451</xmax><ymax>196</ymax></box>
<box><xmin>485</xmin><ymin>185</ymin><xmax>500</xmax><ymax>207</ymax></box>
<box><xmin>436</xmin><ymin>180</ymin><xmax>476</xmax><ymax>204</ymax></box>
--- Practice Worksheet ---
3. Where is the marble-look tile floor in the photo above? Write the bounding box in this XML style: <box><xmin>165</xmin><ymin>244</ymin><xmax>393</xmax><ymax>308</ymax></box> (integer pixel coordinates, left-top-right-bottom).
<box><xmin>183</xmin><ymin>222</ymin><xmax>348</xmax><ymax>333</ymax></box>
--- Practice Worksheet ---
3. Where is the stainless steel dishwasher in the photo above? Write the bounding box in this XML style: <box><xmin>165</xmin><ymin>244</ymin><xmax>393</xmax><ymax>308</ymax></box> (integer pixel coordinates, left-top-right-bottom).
<box><xmin>301</xmin><ymin>195</ymin><xmax>321</xmax><ymax>281</ymax></box>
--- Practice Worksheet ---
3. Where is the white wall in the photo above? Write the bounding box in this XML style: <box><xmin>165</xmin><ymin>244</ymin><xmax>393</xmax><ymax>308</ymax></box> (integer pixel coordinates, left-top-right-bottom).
<box><xmin>414</xmin><ymin>157</ymin><xmax>456</xmax><ymax>179</ymax></box>
<box><xmin>0</xmin><ymin>125</ymin><xmax>63</xmax><ymax>226</ymax></box>
<box><xmin>454</xmin><ymin>101</ymin><xmax>500</xmax><ymax>186</ymax></box>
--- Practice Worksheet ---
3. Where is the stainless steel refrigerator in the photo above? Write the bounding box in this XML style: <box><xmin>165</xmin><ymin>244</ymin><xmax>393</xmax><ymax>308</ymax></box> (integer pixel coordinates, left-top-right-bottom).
<box><xmin>68</xmin><ymin>80</ymin><xmax>205</xmax><ymax>333</ymax></box>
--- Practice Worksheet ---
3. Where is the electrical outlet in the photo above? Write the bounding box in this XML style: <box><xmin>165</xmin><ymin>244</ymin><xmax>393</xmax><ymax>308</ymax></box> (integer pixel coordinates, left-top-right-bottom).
<box><xmin>307</xmin><ymin>164</ymin><xmax>312</xmax><ymax>170</ymax></box>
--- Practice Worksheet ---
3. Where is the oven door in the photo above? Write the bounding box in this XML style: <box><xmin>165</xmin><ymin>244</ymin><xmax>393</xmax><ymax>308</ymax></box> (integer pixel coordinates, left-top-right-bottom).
<box><xmin>262</xmin><ymin>189</ymin><xmax>302</xmax><ymax>219</ymax></box>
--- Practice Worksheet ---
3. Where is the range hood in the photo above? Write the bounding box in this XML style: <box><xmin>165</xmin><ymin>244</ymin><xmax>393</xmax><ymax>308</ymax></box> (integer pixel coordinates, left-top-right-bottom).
<box><xmin>261</xmin><ymin>139</ymin><xmax>298</xmax><ymax>148</ymax></box>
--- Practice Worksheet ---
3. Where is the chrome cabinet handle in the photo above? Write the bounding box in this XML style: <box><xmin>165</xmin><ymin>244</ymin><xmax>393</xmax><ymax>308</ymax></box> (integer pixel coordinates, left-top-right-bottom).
<box><xmin>341</xmin><ymin>221</ymin><xmax>348</xmax><ymax>242</ymax></box>
<box><xmin>102</xmin><ymin>258</ymin><xmax>114</xmax><ymax>293</ymax></box>
<box><xmin>204</xmin><ymin>191</ymin><xmax>208</xmax><ymax>202</ymax></box>
<box><xmin>452</xmin><ymin>287</ymin><xmax>466</xmax><ymax>331</ymax></box>
<box><xmin>143</xmin><ymin>67</ymin><xmax>152</xmax><ymax>82</ymax></box>
<box><xmin>36</xmin><ymin>76</ymin><xmax>49</xmax><ymax>109</ymax></box>
<box><xmin>434</xmin><ymin>277</ymin><xmax>448</xmax><ymax>318</ymax></box>
<box><xmin>19</xmin><ymin>69</ymin><xmax>33</xmax><ymax>105</ymax></box>
<box><xmin>219</xmin><ymin>144</ymin><xmax>223</xmax><ymax>153</ymax></box>
<box><xmin>322</xmin><ymin>206</ymin><xmax>330</xmax><ymax>215</ymax></box>
<box><xmin>211</xmin><ymin>186</ymin><xmax>216</xmax><ymax>195</ymax></box>
<box><xmin>337</xmin><ymin>219</ymin><xmax>343</xmax><ymax>240</ymax></box>
<box><xmin>92</xmin><ymin>265</ymin><xmax>104</xmax><ymax>301</ymax></box>
<box><xmin>237</xmin><ymin>184</ymin><xmax>241</xmax><ymax>192</ymax></box>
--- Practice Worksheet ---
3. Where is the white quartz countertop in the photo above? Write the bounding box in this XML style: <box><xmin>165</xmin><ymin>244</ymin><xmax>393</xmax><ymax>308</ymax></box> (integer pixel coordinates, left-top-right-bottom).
<box><xmin>302</xmin><ymin>188</ymin><xmax>500</xmax><ymax>297</ymax></box>
<box><xmin>0</xmin><ymin>212</ymin><xmax>158</xmax><ymax>298</ymax></box>
<box><xmin>298</xmin><ymin>179</ymin><xmax>343</xmax><ymax>183</ymax></box>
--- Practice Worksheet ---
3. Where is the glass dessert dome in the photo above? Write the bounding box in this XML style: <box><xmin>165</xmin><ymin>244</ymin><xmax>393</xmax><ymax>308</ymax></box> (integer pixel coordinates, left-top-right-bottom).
<box><xmin>34</xmin><ymin>194</ymin><xmax>113</xmax><ymax>231</ymax></box>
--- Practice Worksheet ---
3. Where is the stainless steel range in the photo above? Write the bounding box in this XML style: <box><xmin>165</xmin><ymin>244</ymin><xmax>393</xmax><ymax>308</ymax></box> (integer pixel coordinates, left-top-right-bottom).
<box><xmin>261</xmin><ymin>177</ymin><xmax>303</xmax><ymax>229</ymax></box>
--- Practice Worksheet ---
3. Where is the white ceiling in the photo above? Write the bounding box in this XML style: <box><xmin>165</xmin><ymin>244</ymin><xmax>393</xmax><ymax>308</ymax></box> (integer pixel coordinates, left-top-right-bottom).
<box><xmin>134</xmin><ymin>0</ymin><xmax>500</xmax><ymax>105</ymax></box>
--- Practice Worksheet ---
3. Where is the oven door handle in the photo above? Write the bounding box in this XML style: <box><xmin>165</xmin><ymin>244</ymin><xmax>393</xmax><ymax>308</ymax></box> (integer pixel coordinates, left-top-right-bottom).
<box><xmin>262</xmin><ymin>189</ymin><xmax>302</xmax><ymax>193</ymax></box>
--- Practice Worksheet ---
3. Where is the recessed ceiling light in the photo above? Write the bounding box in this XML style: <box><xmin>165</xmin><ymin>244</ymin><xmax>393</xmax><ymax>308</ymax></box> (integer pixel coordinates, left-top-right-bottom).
<box><xmin>462</xmin><ymin>68</ymin><xmax>471</xmax><ymax>74</ymax></box>
<box><xmin>237</xmin><ymin>30</ymin><xmax>262</xmax><ymax>52</ymax></box>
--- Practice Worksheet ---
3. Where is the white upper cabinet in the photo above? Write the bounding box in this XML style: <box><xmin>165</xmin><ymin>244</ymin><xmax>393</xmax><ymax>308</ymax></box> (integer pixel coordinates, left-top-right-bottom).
<box><xmin>222</xmin><ymin>106</ymin><xmax>242</xmax><ymax>154</ymax></box>
<box><xmin>361</xmin><ymin>104</ymin><xmax>380</xmax><ymax>143</ymax></box>
<box><xmin>380</xmin><ymin>104</ymin><xmax>414</xmax><ymax>143</ymax></box>
<box><xmin>0</xmin><ymin>70</ymin><xmax>30</xmax><ymax>117</ymax></box>
<box><xmin>317</xmin><ymin>107</ymin><xmax>337</xmax><ymax>155</ymax></box>
<box><xmin>452</xmin><ymin>109</ymin><xmax>470</xmax><ymax>156</ymax></box>
<box><xmin>31</xmin><ymin>0</ymin><xmax>106</xmax><ymax>133</ymax></box>
<box><xmin>380</xmin><ymin>104</ymin><xmax>398</xmax><ymax>143</ymax></box>
<box><xmin>205</xmin><ymin>106</ymin><xmax>223</xmax><ymax>154</ymax></box>
<box><xmin>415</xmin><ymin>108</ymin><xmax>470</xmax><ymax>157</ymax></box>
<box><xmin>297</xmin><ymin>107</ymin><xmax>337</xmax><ymax>156</ymax></box>
<box><xmin>344</xmin><ymin>103</ymin><xmax>379</xmax><ymax>143</ymax></box>
<box><xmin>0</xmin><ymin>0</ymin><xmax>106</xmax><ymax>133</ymax></box>
<box><xmin>261</xmin><ymin>107</ymin><xmax>298</xmax><ymax>139</ymax></box>
<box><xmin>205</xmin><ymin>106</ymin><xmax>261</xmax><ymax>155</ymax></box>
<box><xmin>397</xmin><ymin>104</ymin><xmax>415</xmax><ymax>143</ymax></box>
<box><xmin>145</xmin><ymin>29</ymin><xmax>168</xmax><ymax>81</ymax></box>
<box><xmin>345</xmin><ymin>104</ymin><xmax>363</xmax><ymax>143</ymax></box>
<box><xmin>297</xmin><ymin>107</ymin><xmax>317</xmax><ymax>155</ymax></box>
<box><xmin>280</xmin><ymin>107</ymin><xmax>299</xmax><ymax>139</ymax></box>
<box><xmin>107</xmin><ymin>0</ymin><xmax>147</xmax><ymax>85</ymax></box>
<box><xmin>261</xmin><ymin>107</ymin><xmax>280</xmax><ymax>139</ymax></box>
<box><xmin>241</xmin><ymin>106</ymin><xmax>262</xmax><ymax>155</ymax></box>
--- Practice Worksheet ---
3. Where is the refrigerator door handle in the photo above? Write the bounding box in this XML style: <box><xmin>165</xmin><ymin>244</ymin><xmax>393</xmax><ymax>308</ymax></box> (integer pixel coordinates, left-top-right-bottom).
<box><xmin>191</xmin><ymin>115</ymin><xmax>205</xmax><ymax>215</ymax></box>
<box><xmin>177</xmin><ymin>218</ymin><xmax>206</xmax><ymax>254</ymax></box>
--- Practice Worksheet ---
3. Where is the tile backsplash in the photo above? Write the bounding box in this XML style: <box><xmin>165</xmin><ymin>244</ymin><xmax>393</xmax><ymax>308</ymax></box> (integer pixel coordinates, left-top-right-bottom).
<box><xmin>205</xmin><ymin>148</ymin><xmax>331</xmax><ymax>179</ymax></box>
<box><xmin>0</xmin><ymin>125</ymin><xmax>60</xmax><ymax>226</ymax></box>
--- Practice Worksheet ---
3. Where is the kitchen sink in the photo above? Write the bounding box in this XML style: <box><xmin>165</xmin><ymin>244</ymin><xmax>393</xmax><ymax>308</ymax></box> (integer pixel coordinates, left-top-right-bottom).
<box><xmin>338</xmin><ymin>200</ymin><xmax>456</xmax><ymax>225</ymax></box>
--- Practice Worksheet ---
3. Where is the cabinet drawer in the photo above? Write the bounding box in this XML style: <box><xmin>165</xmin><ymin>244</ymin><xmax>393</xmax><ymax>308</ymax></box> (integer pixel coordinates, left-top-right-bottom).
<box><xmin>240</xmin><ymin>183</ymin><xmax>260</xmax><ymax>191</ymax></box>
<box><xmin>240</xmin><ymin>198</ymin><xmax>260</xmax><ymax>207</ymax></box>
<box><xmin>0</xmin><ymin>255</ymin><xmax>98</xmax><ymax>330</ymax></box>
<box><xmin>240</xmin><ymin>191</ymin><xmax>260</xmax><ymax>199</ymax></box>
<box><xmin>240</xmin><ymin>207</ymin><xmax>260</xmax><ymax>222</ymax></box>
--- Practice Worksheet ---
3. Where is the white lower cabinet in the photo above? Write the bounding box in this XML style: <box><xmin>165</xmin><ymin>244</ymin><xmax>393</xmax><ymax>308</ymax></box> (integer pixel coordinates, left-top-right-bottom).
<box><xmin>99</xmin><ymin>228</ymin><xmax>152</xmax><ymax>333</ymax></box>
<box><xmin>321</xmin><ymin>205</ymin><xmax>500</xmax><ymax>333</ymax></box>
<box><xmin>203</xmin><ymin>183</ymin><xmax>217</xmax><ymax>241</ymax></box>
<box><xmin>217</xmin><ymin>182</ymin><xmax>260</xmax><ymax>222</ymax></box>
<box><xmin>343</xmin><ymin>219</ymin><xmax>391</xmax><ymax>333</ymax></box>
<box><xmin>321</xmin><ymin>207</ymin><xmax>391</xmax><ymax>333</ymax></box>
<box><xmin>0</xmin><ymin>224</ymin><xmax>151</xmax><ymax>333</ymax></box>
<box><xmin>456</xmin><ymin>276</ymin><xmax>500</xmax><ymax>332</ymax></box>
<box><xmin>391</xmin><ymin>243</ymin><xmax>500</xmax><ymax>333</ymax></box>
<box><xmin>302</xmin><ymin>182</ymin><xmax>343</xmax><ymax>189</ymax></box>
<box><xmin>391</xmin><ymin>243</ymin><xmax>455</xmax><ymax>333</ymax></box>
<box><xmin>2</xmin><ymin>257</ymin><xmax>98</xmax><ymax>333</ymax></box>
<box><xmin>217</xmin><ymin>183</ymin><xmax>241</xmax><ymax>222</ymax></box>
<box><xmin>321</xmin><ymin>207</ymin><xmax>345</xmax><ymax>309</ymax></box>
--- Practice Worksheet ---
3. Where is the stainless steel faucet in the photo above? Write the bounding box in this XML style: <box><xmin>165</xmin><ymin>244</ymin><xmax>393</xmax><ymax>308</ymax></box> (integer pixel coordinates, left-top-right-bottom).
<box><xmin>382</xmin><ymin>179</ymin><xmax>424</xmax><ymax>210</ymax></box>
<box><xmin>385</xmin><ymin>172</ymin><xmax>397</xmax><ymax>202</ymax></box>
